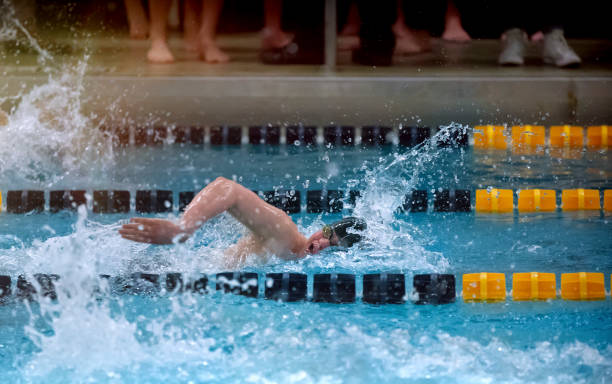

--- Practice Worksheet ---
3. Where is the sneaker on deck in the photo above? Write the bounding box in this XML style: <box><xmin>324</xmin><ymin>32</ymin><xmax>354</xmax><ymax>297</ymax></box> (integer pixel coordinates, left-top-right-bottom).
<box><xmin>498</xmin><ymin>28</ymin><xmax>527</xmax><ymax>66</ymax></box>
<box><xmin>542</xmin><ymin>29</ymin><xmax>582</xmax><ymax>67</ymax></box>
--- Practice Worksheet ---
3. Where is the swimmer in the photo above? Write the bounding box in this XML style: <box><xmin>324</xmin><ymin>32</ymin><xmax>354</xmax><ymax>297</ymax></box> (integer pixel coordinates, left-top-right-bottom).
<box><xmin>119</xmin><ymin>177</ymin><xmax>366</xmax><ymax>265</ymax></box>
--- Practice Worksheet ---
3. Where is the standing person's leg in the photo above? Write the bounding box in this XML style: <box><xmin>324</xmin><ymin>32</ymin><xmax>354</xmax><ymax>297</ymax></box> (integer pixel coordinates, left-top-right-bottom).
<box><xmin>394</xmin><ymin>0</ymin><xmax>431</xmax><ymax>54</ymax></box>
<box><xmin>353</xmin><ymin>0</ymin><xmax>396</xmax><ymax>65</ymax></box>
<box><xmin>198</xmin><ymin>0</ymin><xmax>229</xmax><ymax>63</ymax></box>
<box><xmin>338</xmin><ymin>1</ymin><xmax>361</xmax><ymax>51</ymax></box>
<box><xmin>147</xmin><ymin>0</ymin><xmax>175</xmax><ymax>63</ymax></box>
<box><xmin>441</xmin><ymin>0</ymin><xmax>471</xmax><ymax>42</ymax></box>
<box><xmin>538</xmin><ymin>0</ymin><xmax>580</xmax><ymax>67</ymax></box>
<box><xmin>183</xmin><ymin>0</ymin><xmax>200</xmax><ymax>51</ymax></box>
<box><xmin>262</xmin><ymin>0</ymin><xmax>293</xmax><ymax>50</ymax></box>
<box><xmin>124</xmin><ymin>0</ymin><xmax>148</xmax><ymax>39</ymax></box>
<box><xmin>497</xmin><ymin>0</ymin><xmax>529</xmax><ymax>65</ymax></box>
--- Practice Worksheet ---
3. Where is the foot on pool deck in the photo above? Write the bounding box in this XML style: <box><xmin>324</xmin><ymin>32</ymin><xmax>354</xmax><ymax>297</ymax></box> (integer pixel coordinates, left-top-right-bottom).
<box><xmin>395</xmin><ymin>30</ymin><xmax>431</xmax><ymax>55</ymax></box>
<box><xmin>261</xmin><ymin>27</ymin><xmax>293</xmax><ymax>50</ymax></box>
<box><xmin>199</xmin><ymin>39</ymin><xmax>230</xmax><ymax>63</ymax></box>
<box><xmin>442</xmin><ymin>23</ymin><xmax>471</xmax><ymax>42</ymax></box>
<box><xmin>147</xmin><ymin>40</ymin><xmax>175</xmax><ymax>63</ymax></box>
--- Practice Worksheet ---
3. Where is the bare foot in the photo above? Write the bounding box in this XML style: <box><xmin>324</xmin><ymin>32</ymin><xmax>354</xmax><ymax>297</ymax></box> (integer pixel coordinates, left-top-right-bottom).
<box><xmin>392</xmin><ymin>20</ymin><xmax>412</xmax><ymax>38</ymax></box>
<box><xmin>200</xmin><ymin>40</ymin><xmax>229</xmax><ymax>63</ymax></box>
<box><xmin>442</xmin><ymin>23</ymin><xmax>471</xmax><ymax>42</ymax></box>
<box><xmin>261</xmin><ymin>27</ymin><xmax>293</xmax><ymax>50</ymax></box>
<box><xmin>531</xmin><ymin>31</ymin><xmax>544</xmax><ymax>42</ymax></box>
<box><xmin>338</xmin><ymin>35</ymin><xmax>360</xmax><ymax>51</ymax></box>
<box><xmin>395</xmin><ymin>30</ymin><xmax>431</xmax><ymax>55</ymax></box>
<box><xmin>395</xmin><ymin>35</ymin><xmax>423</xmax><ymax>54</ymax></box>
<box><xmin>147</xmin><ymin>40</ymin><xmax>175</xmax><ymax>63</ymax></box>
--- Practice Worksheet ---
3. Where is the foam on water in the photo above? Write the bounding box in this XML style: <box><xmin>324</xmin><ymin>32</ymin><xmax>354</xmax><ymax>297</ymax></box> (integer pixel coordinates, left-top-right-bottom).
<box><xmin>1</xmin><ymin>6</ymin><xmax>114</xmax><ymax>187</ymax></box>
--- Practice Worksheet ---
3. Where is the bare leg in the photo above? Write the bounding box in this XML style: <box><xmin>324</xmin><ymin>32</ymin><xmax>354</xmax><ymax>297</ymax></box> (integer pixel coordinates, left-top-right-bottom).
<box><xmin>119</xmin><ymin>177</ymin><xmax>305</xmax><ymax>253</ymax></box>
<box><xmin>340</xmin><ymin>2</ymin><xmax>360</xmax><ymax>36</ymax></box>
<box><xmin>198</xmin><ymin>0</ymin><xmax>229</xmax><ymax>63</ymax></box>
<box><xmin>147</xmin><ymin>0</ymin><xmax>175</xmax><ymax>63</ymax></box>
<box><xmin>183</xmin><ymin>0</ymin><xmax>200</xmax><ymax>51</ymax></box>
<box><xmin>338</xmin><ymin>2</ymin><xmax>360</xmax><ymax>51</ymax></box>
<box><xmin>441</xmin><ymin>0</ymin><xmax>471</xmax><ymax>42</ymax></box>
<box><xmin>124</xmin><ymin>0</ymin><xmax>149</xmax><ymax>39</ymax></box>
<box><xmin>261</xmin><ymin>0</ymin><xmax>293</xmax><ymax>49</ymax></box>
<box><xmin>393</xmin><ymin>0</ymin><xmax>430</xmax><ymax>54</ymax></box>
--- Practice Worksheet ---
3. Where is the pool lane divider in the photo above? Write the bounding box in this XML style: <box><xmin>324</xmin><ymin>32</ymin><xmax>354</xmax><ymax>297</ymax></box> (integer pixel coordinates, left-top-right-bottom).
<box><xmin>2</xmin><ymin>272</ymin><xmax>610</xmax><ymax>305</ymax></box>
<box><xmin>1</xmin><ymin>188</ymin><xmax>611</xmax><ymax>214</ymax></box>
<box><xmin>100</xmin><ymin>124</ymin><xmax>610</xmax><ymax>150</ymax></box>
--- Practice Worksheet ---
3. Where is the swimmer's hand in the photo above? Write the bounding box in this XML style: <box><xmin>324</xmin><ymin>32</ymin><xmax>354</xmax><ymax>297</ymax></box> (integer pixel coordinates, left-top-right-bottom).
<box><xmin>119</xmin><ymin>218</ymin><xmax>189</xmax><ymax>245</ymax></box>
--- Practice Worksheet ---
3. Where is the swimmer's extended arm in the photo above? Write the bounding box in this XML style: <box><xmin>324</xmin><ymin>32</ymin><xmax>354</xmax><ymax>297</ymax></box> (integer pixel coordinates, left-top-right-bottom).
<box><xmin>119</xmin><ymin>177</ymin><xmax>306</xmax><ymax>252</ymax></box>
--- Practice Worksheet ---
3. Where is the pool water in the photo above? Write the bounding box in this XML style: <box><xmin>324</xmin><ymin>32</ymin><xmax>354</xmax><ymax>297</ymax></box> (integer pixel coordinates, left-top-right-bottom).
<box><xmin>1</xmin><ymin>141</ymin><xmax>611</xmax><ymax>383</ymax></box>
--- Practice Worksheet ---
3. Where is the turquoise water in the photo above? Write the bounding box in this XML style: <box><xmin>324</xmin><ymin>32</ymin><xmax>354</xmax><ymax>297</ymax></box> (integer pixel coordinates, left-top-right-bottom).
<box><xmin>1</xmin><ymin>144</ymin><xmax>611</xmax><ymax>383</ymax></box>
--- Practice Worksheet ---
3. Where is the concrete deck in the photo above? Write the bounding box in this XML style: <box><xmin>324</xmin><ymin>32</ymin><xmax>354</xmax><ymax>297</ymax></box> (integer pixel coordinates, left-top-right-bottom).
<box><xmin>2</xmin><ymin>33</ymin><xmax>612</xmax><ymax>127</ymax></box>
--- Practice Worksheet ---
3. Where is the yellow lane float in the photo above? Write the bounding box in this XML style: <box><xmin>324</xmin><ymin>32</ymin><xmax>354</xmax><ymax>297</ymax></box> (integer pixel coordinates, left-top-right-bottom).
<box><xmin>475</xmin><ymin>189</ymin><xmax>513</xmax><ymax>213</ymax></box>
<box><xmin>511</xmin><ymin>125</ymin><xmax>546</xmax><ymax>152</ymax></box>
<box><xmin>474</xmin><ymin>125</ymin><xmax>507</xmax><ymax>149</ymax></box>
<box><xmin>463</xmin><ymin>273</ymin><xmax>506</xmax><ymax>301</ymax></box>
<box><xmin>512</xmin><ymin>272</ymin><xmax>556</xmax><ymax>300</ymax></box>
<box><xmin>517</xmin><ymin>189</ymin><xmax>556</xmax><ymax>212</ymax></box>
<box><xmin>586</xmin><ymin>125</ymin><xmax>610</xmax><ymax>149</ymax></box>
<box><xmin>561</xmin><ymin>189</ymin><xmax>601</xmax><ymax>211</ymax></box>
<box><xmin>549</xmin><ymin>125</ymin><xmax>584</xmax><ymax>148</ymax></box>
<box><xmin>561</xmin><ymin>272</ymin><xmax>605</xmax><ymax>300</ymax></box>
<box><xmin>604</xmin><ymin>190</ymin><xmax>612</xmax><ymax>212</ymax></box>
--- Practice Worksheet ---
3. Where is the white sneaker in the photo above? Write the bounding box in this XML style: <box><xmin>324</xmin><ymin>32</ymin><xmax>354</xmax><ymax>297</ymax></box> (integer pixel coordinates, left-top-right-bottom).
<box><xmin>499</xmin><ymin>28</ymin><xmax>527</xmax><ymax>66</ymax></box>
<box><xmin>542</xmin><ymin>29</ymin><xmax>581</xmax><ymax>67</ymax></box>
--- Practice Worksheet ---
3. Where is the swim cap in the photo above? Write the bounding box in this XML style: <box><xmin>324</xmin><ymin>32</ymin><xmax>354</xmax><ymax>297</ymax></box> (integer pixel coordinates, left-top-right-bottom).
<box><xmin>322</xmin><ymin>217</ymin><xmax>367</xmax><ymax>247</ymax></box>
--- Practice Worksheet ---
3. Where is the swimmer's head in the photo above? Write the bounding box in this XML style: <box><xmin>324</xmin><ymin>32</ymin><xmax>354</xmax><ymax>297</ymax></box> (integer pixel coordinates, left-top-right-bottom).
<box><xmin>305</xmin><ymin>217</ymin><xmax>367</xmax><ymax>255</ymax></box>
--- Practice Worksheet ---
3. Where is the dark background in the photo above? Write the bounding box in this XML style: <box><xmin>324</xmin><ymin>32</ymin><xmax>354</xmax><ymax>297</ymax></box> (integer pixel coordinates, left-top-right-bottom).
<box><xmin>31</xmin><ymin>0</ymin><xmax>612</xmax><ymax>39</ymax></box>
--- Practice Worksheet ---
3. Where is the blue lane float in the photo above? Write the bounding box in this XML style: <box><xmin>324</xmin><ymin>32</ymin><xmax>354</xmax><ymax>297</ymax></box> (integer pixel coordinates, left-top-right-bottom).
<box><xmin>216</xmin><ymin>272</ymin><xmax>258</xmax><ymax>298</ymax></box>
<box><xmin>398</xmin><ymin>126</ymin><xmax>430</xmax><ymax>147</ymax></box>
<box><xmin>324</xmin><ymin>126</ymin><xmax>355</xmax><ymax>147</ymax></box>
<box><xmin>135</xmin><ymin>126</ymin><xmax>167</xmax><ymax>146</ymax></box>
<box><xmin>16</xmin><ymin>274</ymin><xmax>59</xmax><ymax>301</ymax></box>
<box><xmin>93</xmin><ymin>190</ymin><xmax>130</xmax><ymax>213</ymax></box>
<box><xmin>6</xmin><ymin>190</ymin><xmax>44</xmax><ymax>214</ymax></box>
<box><xmin>50</xmin><ymin>190</ymin><xmax>86</xmax><ymax>212</ymax></box>
<box><xmin>265</xmin><ymin>273</ymin><xmax>307</xmax><ymax>302</ymax></box>
<box><xmin>136</xmin><ymin>190</ymin><xmax>173</xmax><ymax>213</ymax></box>
<box><xmin>210</xmin><ymin>125</ymin><xmax>242</xmax><ymax>145</ymax></box>
<box><xmin>362</xmin><ymin>273</ymin><xmax>406</xmax><ymax>304</ymax></box>
<box><xmin>0</xmin><ymin>275</ymin><xmax>11</xmax><ymax>301</ymax></box>
<box><xmin>361</xmin><ymin>126</ymin><xmax>392</xmax><ymax>146</ymax></box>
<box><xmin>433</xmin><ymin>189</ymin><xmax>471</xmax><ymax>212</ymax></box>
<box><xmin>249</xmin><ymin>125</ymin><xmax>280</xmax><ymax>145</ymax></box>
<box><xmin>286</xmin><ymin>125</ymin><xmax>317</xmax><ymax>146</ymax></box>
<box><xmin>435</xmin><ymin>126</ymin><xmax>470</xmax><ymax>147</ymax></box>
<box><xmin>312</xmin><ymin>273</ymin><xmax>356</xmax><ymax>303</ymax></box>
<box><xmin>172</xmin><ymin>126</ymin><xmax>204</xmax><ymax>145</ymax></box>
<box><xmin>260</xmin><ymin>190</ymin><xmax>301</xmax><ymax>214</ymax></box>
<box><xmin>306</xmin><ymin>190</ymin><xmax>344</xmax><ymax>213</ymax></box>
<box><xmin>402</xmin><ymin>190</ymin><xmax>428</xmax><ymax>212</ymax></box>
<box><xmin>179</xmin><ymin>191</ymin><xmax>195</xmax><ymax>212</ymax></box>
<box><xmin>413</xmin><ymin>274</ymin><xmax>456</xmax><ymax>304</ymax></box>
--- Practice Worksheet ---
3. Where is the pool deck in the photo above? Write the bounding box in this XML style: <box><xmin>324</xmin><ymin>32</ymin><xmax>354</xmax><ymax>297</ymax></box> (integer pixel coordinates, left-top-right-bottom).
<box><xmin>2</xmin><ymin>33</ymin><xmax>612</xmax><ymax>127</ymax></box>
